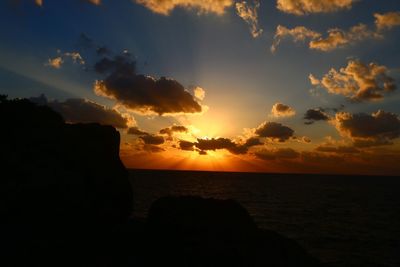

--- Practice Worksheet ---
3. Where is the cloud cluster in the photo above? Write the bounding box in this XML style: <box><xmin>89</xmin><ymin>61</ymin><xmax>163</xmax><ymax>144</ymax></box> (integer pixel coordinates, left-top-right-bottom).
<box><xmin>276</xmin><ymin>0</ymin><xmax>355</xmax><ymax>16</ymax></box>
<box><xmin>255</xmin><ymin>122</ymin><xmax>295</xmax><ymax>142</ymax></box>
<box><xmin>30</xmin><ymin>0</ymin><xmax>100</xmax><ymax>6</ymax></box>
<box><xmin>127</xmin><ymin>127</ymin><xmax>149</xmax><ymax>135</ymax></box>
<box><xmin>304</xmin><ymin>108</ymin><xmax>330</xmax><ymax>124</ymax></box>
<box><xmin>159</xmin><ymin>125</ymin><xmax>188</xmax><ymax>136</ymax></box>
<box><xmin>29</xmin><ymin>95</ymin><xmax>132</xmax><ymax>128</ymax></box>
<box><xmin>93</xmin><ymin>54</ymin><xmax>203</xmax><ymax>115</ymax></box>
<box><xmin>235</xmin><ymin>0</ymin><xmax>263</xmax><ymax>38</ymax></box>
<box><xmin>139</xmin><ymin>135</ymin><xmax>165</xmax><ymax>145</ymax></box>
<box><xmin>334</xmin><ymin>110</ymin><xmax>400</xmax><ymax>147</ymax></box>
<box><xmin>271</xmin><ymin>25</ymin><xmax>321</xmax><ymax>53</ymax></box>
<box><xmin>134</xmin><ymin>0</ymin><xmax>234</xmax><ymax>15</ymax></box>
<box><xmin>179</xmin><ymin>136</ymin><xmax>262</xmax><ymax>155</ymax></box>
<box><xmin>46</xmin><ymin>51</ymin><xmax>85</xmax><ymax>69</ymax></box>
<box><xmin>375</xmin><ymin>11</ymin><xmax>400</xmax><ymax>30</ymax></box>
<box><xmin>271</xmin><ymin>102</ymin><xmax>296</xmax><ymax>117</ymax></box>
<box><xmin>272</xmin><ymin>23</ymin><xmax>382</xmax><ymax>53</ymax></box>
<box><xmin>310</xmin><ymin>60</ymin><xmax>396</xmax><ymax>102</ymax></box>
<box><xmin>272</xmin><ymin>11</ymin><xmax>400</xmax><ymax>52</ymax></box>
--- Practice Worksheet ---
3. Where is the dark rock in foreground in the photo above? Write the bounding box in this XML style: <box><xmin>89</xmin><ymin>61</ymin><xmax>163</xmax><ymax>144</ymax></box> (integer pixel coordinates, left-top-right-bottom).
<box><xmin>132</xmin><ymin>196</ymin><xmax>321</xmax><ymax>267</ymax></box>
<box><xmin>1</xmin><ymin>96</ymin><xmax>320</xmax><ymax>266</ymax></box>
<box><xmin>1</xmin><ymin>97</ymin><xmax>133</xmax><ymax>266</ymax></box>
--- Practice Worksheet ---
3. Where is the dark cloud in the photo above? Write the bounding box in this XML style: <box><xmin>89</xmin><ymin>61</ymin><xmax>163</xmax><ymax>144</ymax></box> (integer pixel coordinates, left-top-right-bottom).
<box><xmin>334</xmin><ymin>110</ymin><xmax>400</xmax><ymax>147</ymax></box>
<box><xmin>159</xmin><ymin>125</ymin><xmax>188</xmax><ymax>136</ymax></box>
<box><xmin>178</xmin><ymin>136</ymin><xmax>261</xmax><ymax>155</ymax></box>
<box><xmin>255</xmin><ymin>148</ymin><xmax>300</xmax><ymax>161</ymax></box>
<box><xmin>29</xmin><ymin>94</ymin><xmax>130</xmax><ymax>128</ymax></box>
<box><xmin>139</xmin><ymin>135</ymin><xmax>165</xmax><ymax>145</ymax></box>
<box><xmin>255</xmin><ymin>122</ymin><xmax>294</xmax><ymax>142</ymax></box>
<box><xmin>244</xmin><ymin>137</ymin><xmax>263</xmax><ymax>147</ymax></box>
<box><xmin>127</xmin><ymin>127</ymin><xmax>149</xmax><ymax>136</ymax></box>
<box><xmin>96</xmin><ymin>46</ymin><xmax>111</xmax><ymax>56</ymax></box>
<box><xmin>179</xmin><ymin>140</ymin><xmax>195</xmax><ymax>151</ymax></box>
<box><xmin>304</xmin><ymin>108</ymin><xmax>330</xmax><ymax>124</ymax></box>
<box><xmin>93</xmin><ymin>53</ymin><xmax>202</xmax><ymax>115</ymax></box>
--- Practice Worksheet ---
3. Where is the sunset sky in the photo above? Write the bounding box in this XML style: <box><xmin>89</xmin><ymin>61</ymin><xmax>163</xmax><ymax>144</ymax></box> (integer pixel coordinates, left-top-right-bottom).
<box><xmin>1</xmin><ymin>0</ymin><xmax>400</xmax><ymax>175</ymax></box>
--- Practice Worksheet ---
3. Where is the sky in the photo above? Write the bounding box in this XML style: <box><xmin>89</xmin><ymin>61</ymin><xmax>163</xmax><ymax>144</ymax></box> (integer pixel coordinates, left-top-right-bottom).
<box><xmin>1</xmin><ymin>0</ymin><xmax>400</xmax><ymax>175</ymax></box>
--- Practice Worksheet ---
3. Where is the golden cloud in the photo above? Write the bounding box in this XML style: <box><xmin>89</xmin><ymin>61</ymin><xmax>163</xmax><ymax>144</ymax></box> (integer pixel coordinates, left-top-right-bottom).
<box><xmin>193</xmin><ymin>87</ymin><xmax>206</xmax><ymax>101</ymax></box>
<box><xmin>271</xmin><ymin>102</ymin><xmax>296</xmax><ymax>117</ymax></box>
<box><xmin>235</xmin><ymin>0</ymin><xmax>263</xmax><ymax>38</ymax></box>
<box><xmin>374</xmin><ymin>11</ymin><xmax>400</xmax><ymax>31</ymax></box>
<box><xmin>276</xmin><ymin>0</ymin><xmax>355</xmax><ymax>16</ymax></box>
<box><xmin>310</xmin><ymin>60</ymin><xmax>396</xmax><ymax>102</ymax></box>
<box><xmin>271</xmin><ymin>25</ymin><xmax>321</xmax><ymax>53</ymax></box>
<box><xmin>134</xmin><ymin>0</ymin><xmax>234</xmax><ymax>15</ymax></box>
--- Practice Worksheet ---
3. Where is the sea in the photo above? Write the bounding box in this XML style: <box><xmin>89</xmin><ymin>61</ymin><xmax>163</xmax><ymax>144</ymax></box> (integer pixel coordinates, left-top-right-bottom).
<box><xmin>129</xmin><ymin>169</ymin><xmax>400</xmax><ymax>267</ymax></box>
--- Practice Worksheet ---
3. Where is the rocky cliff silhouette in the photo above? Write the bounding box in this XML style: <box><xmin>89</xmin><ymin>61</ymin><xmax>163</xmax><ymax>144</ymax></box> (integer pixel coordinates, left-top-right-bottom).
<box><xmin>1</xmin><ymin>96</ymin><xmax>320</xmax><ymax>266</ymax></box>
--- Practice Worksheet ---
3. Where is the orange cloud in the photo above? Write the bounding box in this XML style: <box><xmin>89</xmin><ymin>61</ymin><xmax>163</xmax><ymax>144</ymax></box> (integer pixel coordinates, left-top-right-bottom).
<box><xmin>374</xmin><ymin>11</ymin><xmax>400</xmax><ymax>31</ymax></box>
<box><xmin>134</xmin><ymin>0</ymin><xmax>234</xmax><ymax>15</ymax></box>
<box><xmin>276</xmin><ymin>0</ymin><xmax>355</xmax><ymax>16</ymax></box>
<box><xmin>235</xmin><ymin>0</ymin><xmax>263</xmax><ymax>38</ymax></box>
<box><xmin>271</xmin><ymin>102</ymin><xmax>296</xmax><ymax>117</ymax></box>
<box><xmin>310</xmin><ymin>60</ymin><xmax>396</xmax><ymax>102</ymax></box>
<box><xmin>271</xmin><ymin>25</ymin><xmax>321</xmax><ymax>53</ymax></box>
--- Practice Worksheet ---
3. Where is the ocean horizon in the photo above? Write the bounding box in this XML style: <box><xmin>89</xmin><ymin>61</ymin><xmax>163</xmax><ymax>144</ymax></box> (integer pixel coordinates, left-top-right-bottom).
<box><xmin>130</xmin><ymin>169</ymin><xmax>400</xmax><ymax>267</ymax></box>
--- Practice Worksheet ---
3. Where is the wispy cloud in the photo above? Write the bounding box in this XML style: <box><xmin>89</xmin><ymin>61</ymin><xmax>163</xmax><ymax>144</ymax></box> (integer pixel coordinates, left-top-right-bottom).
<box><xmin>235</xmin><ymin>0</ymin><xmax>263</xmax><ymax>38</ymax></box>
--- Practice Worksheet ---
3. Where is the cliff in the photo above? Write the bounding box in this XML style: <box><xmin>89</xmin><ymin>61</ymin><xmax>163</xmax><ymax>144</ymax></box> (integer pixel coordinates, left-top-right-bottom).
<box><xmin>1</xmin><ymin>96</ymin><xmax>133</xmax><ymax>266</ymax></box>
<box><xmin>0</xmin><ymin>96</ymin><xmax>320</xmax><ymax>266</ymax></box>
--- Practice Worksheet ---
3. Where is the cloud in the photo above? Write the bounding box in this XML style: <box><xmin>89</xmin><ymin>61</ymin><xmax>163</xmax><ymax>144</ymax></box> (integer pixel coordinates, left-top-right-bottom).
<box><xmin>127</xmin><ymin>127</ymin><xmax>149</xmax><ymax>135</ymax></box>
<box><xmin>159</xmin><ymin>125</ymin><xmax>188</xmax><ymax>136</ymax></box>
<box><xmin>86</xmin><ymin>0</ymin><xmax>101</xmax><ymax>5</ymax></box>
<box><xmin>375</xmin><ymin>11</ymin><xmax>400</xmax><ymax>31</ymax></box>
<box><xmin>310</xmin><ymin>60</ymin><xmax>396</xmax><ymax>102</ymax></box>
<box><xmin>46</xmin><ymin>51</ymin><xmax>85</xmax><ymax>69</ymax></box>
<box><xmin>235</xmin><ymin>0</ymin><xmax>263</xmax><ymax>38</ymax></box>
<box><xmin>271</xmin><ymin>25</ymin><xmax>321</xmax><ymax>53</ymax></box>
<box><xmin>255</xmin><ymin>122</ymin><xmax>294</xmax><ymax>142</ymax></box>
<box><xmin>134</xmin><ymin>0</ymin><xmax>234</xmax><ymax>15</ymax></box>
<box><xmin>193</xmin><ymin>87</ymin><xmax>206</xmax><ymax>101</ymax></box>
<box><xmin>272</xmin><ymin>12</ymin><xmax>400</xmax><ymax>53</ymax></box>
<box><xmin>29</xmin><ymin>95</ymin><xmax>132</xmax><ymax>128</ymax></box>
<box><xmin>255</xmin><ymin>148</ymin><xmax>300</xmax><ymax>161</ymax></box>
<box><xmin>315</xmin><ymin>145</ymin><xmax>360</xmax><ymax>154</ymax></box>
<box><xmin>179</xmin><ymin>140</ymin><xmax>196</xmax><ymax>151</ymax></box>
<box><xmin>276</xmin><ymin>0</ymin><xmax>355</xmax><ymax>16</ymax></box>
<box><xmin>139</xmin><ymin>135</ymin><xmax>165</xmax><ymax>145</ymax></box>
<box><xmin>309</xmin><ymin>24</ymin><xmax>381</xmax><ymax>52</ymax></box>
<box><xmin>194</xmin><ymin>138</ymin><xmax>247</xmax><ymax>154</ymax></box>
<box><xmin>304</xmin><ymin>108</ymin><xmax>330</xmax><ymax>124</ymax></box>
<box><xmin>46</xmin><ymin>57</ymin><xmax>63</xmax><ymax>69</ymax></box>
<box><xmin>271</xmin><ymin>102</ymin><xmax>296</xmax><ymax>117</ymax></box>
<box><xmin>27</xmin><ymin>0</ymin><xmax>99</xmax><ymax>7</ymax></box>
<box><xmin>93</xmin><ymin>54</ymin><xmax>203</xmax><ymax>115</ymax></box>
<box><xmin>333</xmin><ymin>110</ymin><xmax>400</xmax><ymax>147</ymax></box>
<box><xmin>272</xmin><ymin>23</ymin><xmax>381</xmax><ymax>53</ymax></box>
<box><xmin>178</xmin><ymin>136</ymin><xmax>261</xmax><ymax>155</ymax></box>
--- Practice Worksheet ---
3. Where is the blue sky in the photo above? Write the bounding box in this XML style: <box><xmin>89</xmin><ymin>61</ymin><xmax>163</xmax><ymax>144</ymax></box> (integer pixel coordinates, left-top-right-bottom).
<box><xmin>1</xmin><ymin>0</ymin><xmax>400</xmax><ymax>174</ymax></box>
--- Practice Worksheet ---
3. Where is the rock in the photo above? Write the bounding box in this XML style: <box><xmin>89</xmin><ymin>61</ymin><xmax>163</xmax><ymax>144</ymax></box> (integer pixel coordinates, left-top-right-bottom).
<box><xmin>0</xmin><ymin>96</ymin><xmax>132</xmax><ymax>266</ymax></box>
<box><xmin>136</xmin><ymin>196</ymin><xmax>321</xmax><ymax>267</ymax></box>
